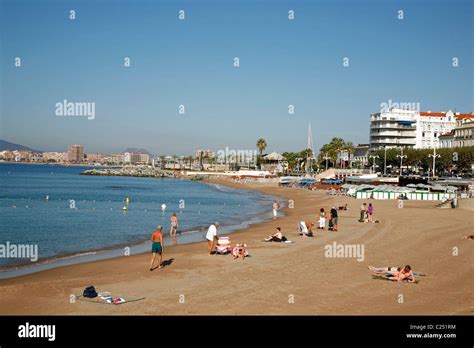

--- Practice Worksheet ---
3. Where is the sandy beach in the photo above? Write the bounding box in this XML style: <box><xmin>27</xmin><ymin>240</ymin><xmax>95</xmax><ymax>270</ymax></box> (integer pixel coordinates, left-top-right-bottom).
<box><xmin>0</xmin><ymin>178</ymin><xmax>472</xmax><ymax>315</ymax></box>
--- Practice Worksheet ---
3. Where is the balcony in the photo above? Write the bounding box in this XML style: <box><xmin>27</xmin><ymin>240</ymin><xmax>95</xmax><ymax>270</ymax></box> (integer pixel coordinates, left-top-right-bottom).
<box><xmin>370</xmin><ymin>138</ymin><xmax>416</xmax><ymax>145</ymax></box>
<box><xmin>370</xmin><ymin>130</ymin><xmax>416</xmax><ymax>137</ymax></box>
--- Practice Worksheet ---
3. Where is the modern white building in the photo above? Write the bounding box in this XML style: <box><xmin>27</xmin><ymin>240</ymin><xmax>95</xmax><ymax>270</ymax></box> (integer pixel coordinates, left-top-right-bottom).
<box><xmin>369</xmin><ymin>109</ymin><xmax>417</xmax><ymax>150</ymax></box>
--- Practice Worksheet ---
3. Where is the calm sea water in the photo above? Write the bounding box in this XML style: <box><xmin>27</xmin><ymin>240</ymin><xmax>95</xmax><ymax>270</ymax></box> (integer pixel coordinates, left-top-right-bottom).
<box><xmin>0</xmin><ymin>163</ymin><xmax>275</xmax><ymax>274</ymax></box>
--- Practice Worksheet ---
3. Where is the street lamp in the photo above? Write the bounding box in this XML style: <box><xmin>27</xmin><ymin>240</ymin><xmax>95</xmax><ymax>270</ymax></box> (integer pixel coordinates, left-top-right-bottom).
<box><xmin>369</xmin><ymin>154</ymin><xmax>379</xmax><ymax>174</ymax></box>
<box><xmin>428</xmin><ymin>147</ymin><xmax>441</xmax><ymax>180</ymax></box>
<box><xmin>396</xmin><ymin>147</ymin><xmax>407</xmax><ymax>176</ymax></box>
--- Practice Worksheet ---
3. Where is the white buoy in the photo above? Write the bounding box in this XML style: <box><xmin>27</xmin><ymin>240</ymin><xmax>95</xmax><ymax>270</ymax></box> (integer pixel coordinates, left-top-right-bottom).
<box><xmin>45</xmin><ymin>195</ymin><xmax>49</xmax><ymax>201</ymax></box>
<box><xmin>122</xmin><ymin>206</ymin><xmax>128</xmax><ymax>211</ymax></box>
<box><xmin>161</xmin><ymin>203</ymin><xmax>166</xmax><ymax>212</ymax></box>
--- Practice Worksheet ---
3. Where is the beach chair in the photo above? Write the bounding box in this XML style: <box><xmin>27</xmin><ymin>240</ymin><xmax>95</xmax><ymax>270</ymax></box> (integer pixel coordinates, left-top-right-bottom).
<box><xmin>216</xmin><ymin>236</ymin><xmax>232</xmax><ymax>254</ymax></box>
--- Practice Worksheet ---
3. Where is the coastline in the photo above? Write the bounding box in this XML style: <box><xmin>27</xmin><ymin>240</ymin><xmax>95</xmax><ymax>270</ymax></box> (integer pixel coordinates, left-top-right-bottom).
<box><xmin>0</xmin><ymin>177</ymin><xmax>278</xmax><ymax>278</ymax></box>
<box><xmin>0</xmin><ymin>178</ymin><xmax>472</xmax><ymax>315</ymax></box>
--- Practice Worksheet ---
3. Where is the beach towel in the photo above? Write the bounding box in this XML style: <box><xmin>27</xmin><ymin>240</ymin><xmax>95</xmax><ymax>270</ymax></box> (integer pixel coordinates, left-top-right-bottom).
<box><xmin>76</xmin><ymin>295</ymin><xmax>146</xmax><ymax>305</ymax></box>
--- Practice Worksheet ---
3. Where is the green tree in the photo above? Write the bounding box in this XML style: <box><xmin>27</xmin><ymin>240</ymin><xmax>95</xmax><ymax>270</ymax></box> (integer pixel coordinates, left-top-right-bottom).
<box><xmin>256</xmin><ymin>138</ymin><xmax>267</xmax><ymax>169</ymax></box>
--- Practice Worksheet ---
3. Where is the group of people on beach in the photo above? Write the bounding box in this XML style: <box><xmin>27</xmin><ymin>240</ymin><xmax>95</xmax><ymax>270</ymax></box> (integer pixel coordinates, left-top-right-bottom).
<box><xmin>359</xmin><ymin>202</ymin><xmax>375</xmax><ymax>223</ymax></box>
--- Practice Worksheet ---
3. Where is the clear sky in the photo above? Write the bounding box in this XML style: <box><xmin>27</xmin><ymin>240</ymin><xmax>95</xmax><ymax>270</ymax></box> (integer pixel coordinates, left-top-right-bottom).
<box><xmin>1</xmin><ymin>0</ymin><xmax>472</xmax><ymax>155</ymax></box>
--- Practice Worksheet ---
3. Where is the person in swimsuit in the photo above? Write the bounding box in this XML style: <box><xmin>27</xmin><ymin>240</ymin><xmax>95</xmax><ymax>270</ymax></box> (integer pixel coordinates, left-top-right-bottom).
<box><xmin>386</xmin><ymin>265</ymin><xmax>416</xmax><ymax>283</ymax></box>
<box><xmin>170</xmin><ymin>212</ymin><xmax>179</xmax><ymax>236</ymax></box>
<box><xmin>150</xmin><ymin>225</ymin><xmax>164</xmax><ymax>271</ymax></box>
<box><xmin>264</xmin><ymin>227</ymin><xmax>288</xmax><ymax>242</ymax></box>
<box><xmin>272</xmin><ymin>201</ymin><xmax>280</xmax><ymax>219</ymax></box>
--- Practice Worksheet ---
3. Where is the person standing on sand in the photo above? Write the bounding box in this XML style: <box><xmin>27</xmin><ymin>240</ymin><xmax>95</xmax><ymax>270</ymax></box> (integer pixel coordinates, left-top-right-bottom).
<box><xmin>318</xmin><ymin>208</ymin><xmax>326</xmax><ymax>229</ymax></box>
<box><xmin>359</xmin><ymin>203</ymin><xmax>366</xmax><ymax>222</ymax></box>
<box><xmin>367</xmin><ymin>203</ymin><xmax>374</xmax><ymax>223</ymax></box>
<box><xmin>330</xmin><ymin>207</ymin><xmax>338</xmax><ymax>231</ymax></box>
<box><xmin>206</xmin><ymin>222</ymin><xmax>219</xmax><ymax>255</ymax></box>
<box><xmin>170</xmin><ymin>212</ymin><xmax>179</xmax><ymax>236</ymax></box>
<box><xmin>272</xmin><ymin>200</ymin><xmax>280</xmax><ymax>219</ymax></box>
<box><xmin>150</xmin><ymin>225</ymin><xmax>164</xmax><ymax>271</ymax></box>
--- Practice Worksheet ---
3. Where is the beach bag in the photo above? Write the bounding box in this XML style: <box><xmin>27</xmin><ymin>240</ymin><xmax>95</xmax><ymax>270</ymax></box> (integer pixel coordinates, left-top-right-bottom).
<box><xmin>83</xmin><ymin>286</ymin><xmax>98</xmax><ymax>298</ymax></box>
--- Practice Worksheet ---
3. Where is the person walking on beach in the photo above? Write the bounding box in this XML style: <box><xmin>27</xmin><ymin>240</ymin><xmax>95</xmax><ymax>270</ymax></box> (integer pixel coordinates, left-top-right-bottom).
<box><xmin>170</xmin><ymin>212</ymin><xmax>179</xmax><ymax>236</ymax></box>
<box><xmin>272</xmin><ymin>200</ymin><xmax>280</xmax><ymax>219</ymax></box>
<box><xmin>359</xmin><ymin>203</ymin><xmax>367</xmax><ymax>222</ymax></box>
<box><xmin>206</xmin><ymin>222</ymin><xmax>219</xmax><ymax>256</ymax></box>
<box><xmin>150</xmin><ymin>225</ymin><xmax>164</xmax><ymax>271</ymax></box>
<box><xmin>330</xmin><ymin>207</ymin><xmax>338</xmax><ymax>231</ymax></box>
<box><xmin>318</xmin><ymin>208</ymin><xmax>326</xmax><ymax>230</ymax></box>
<box><xmin>367</xmin><ymin>203</ymin><xmax>374</xmax><ymax>223</ymax></box>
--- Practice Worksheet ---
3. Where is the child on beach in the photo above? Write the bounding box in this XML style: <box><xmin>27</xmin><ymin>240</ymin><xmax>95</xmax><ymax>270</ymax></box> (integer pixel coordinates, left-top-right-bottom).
<box><xmin>329</xmin><ymin>207</ymin><xmax>338</xmax><ymax>231</ymax></box>
<box><xmin>318</xmin><ymin>208</ymin><xmax>326</xmax><ymax>230</ymax></box>
<box><xmin>359</xmin><ymin>203</ymin><xmax>366</xmax><ymax>222</ymax></box>
<box><xmin>299</xmin><ymin>221</ymin><xmax>314</xmax><ymax>237</ymax></box>
<box><xmin>170</xmin><ymin>212</ymin><xmax>179</xmax><ymax>236</ymax></box>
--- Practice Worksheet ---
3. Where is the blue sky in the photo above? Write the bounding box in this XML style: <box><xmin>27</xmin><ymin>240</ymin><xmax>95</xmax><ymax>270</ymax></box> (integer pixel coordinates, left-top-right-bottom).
<box><xmin>1</xmin><ymin>0</ymin><xmax>472</xmax><ymax>155</ymax></box>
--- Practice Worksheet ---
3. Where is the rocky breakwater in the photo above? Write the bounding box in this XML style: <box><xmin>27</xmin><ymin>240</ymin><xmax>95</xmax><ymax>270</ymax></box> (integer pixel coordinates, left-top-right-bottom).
<box><xmin>81</xmin><ymin>165</ymin><xmax>176</xmax><ymax>178</ymax></box>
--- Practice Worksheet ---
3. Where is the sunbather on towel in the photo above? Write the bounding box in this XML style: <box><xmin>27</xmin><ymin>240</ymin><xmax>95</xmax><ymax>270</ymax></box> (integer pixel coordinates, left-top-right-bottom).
<box><xmin>368</xmin><ymin>265</ymin><xmax>401</xmax><ymax>273</ymax></box>
<box><xmin>384</xmin><ymin>265</ymin><xmax>416</xmax><ymax>283</ymax></box>
<box><xmin>264</xmin><ymin>227</ymin><xmax>288</xmax><ymax>242</ymax></box>
<box><xmin>299</xmin><ymin>221</ymin><xmax>314</xmax><ymax>237</ymax></box>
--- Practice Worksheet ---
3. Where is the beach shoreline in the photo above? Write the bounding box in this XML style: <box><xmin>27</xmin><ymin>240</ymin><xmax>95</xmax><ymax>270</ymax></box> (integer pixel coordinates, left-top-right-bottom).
<box><xmin>0</xmin><ymin>177</ymin><xmax>472</xmax><ymax>315</ymax></box>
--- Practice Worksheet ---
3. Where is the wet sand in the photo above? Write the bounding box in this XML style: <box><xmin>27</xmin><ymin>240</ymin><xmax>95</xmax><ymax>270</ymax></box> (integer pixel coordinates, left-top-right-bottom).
<box><xmin>0</xmin><ymin>178</ymin><xmax>472</xmax><ymax>315</ymax></box>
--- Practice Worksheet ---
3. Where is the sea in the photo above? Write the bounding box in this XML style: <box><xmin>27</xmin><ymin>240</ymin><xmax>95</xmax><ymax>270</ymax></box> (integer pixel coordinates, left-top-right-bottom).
<box><xmin>0</xmin><ymin>163</ymin><xmax>276</xmax><ymax>278</ymax></box>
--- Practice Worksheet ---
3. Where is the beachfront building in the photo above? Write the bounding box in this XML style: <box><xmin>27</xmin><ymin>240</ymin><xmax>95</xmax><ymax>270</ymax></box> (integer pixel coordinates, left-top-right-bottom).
<box><xmin>438</xmin><ymin>131</ymin><xmax>455</xmax><ymax>149</ymax></box>
<box><xmin>370</xmin><ymin>108</ymin><xmax>473</xmax><ymax>150</ymax></box>
<box><xmin>369</xmin><ymin>109</ymin><xmax>417</xmax><ymax>150</ymax></box>
<box><xmin>68</xmin><ymin>144</ymin><xmax>84</xmax><ymax>163</ymax></box>
<box><xmin>415</xmin><ymin>111</ymin><xmax>456</xmax><ymax>149</ymax></box>
<box><xmin>454</xmin><ymin>116</ymin><xmax>474</xmax><ymax>148</ymax></box>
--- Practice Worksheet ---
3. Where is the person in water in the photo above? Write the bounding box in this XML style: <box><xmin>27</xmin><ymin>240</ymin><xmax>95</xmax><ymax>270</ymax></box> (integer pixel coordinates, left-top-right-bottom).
<box><xmin>150</xmin><ymin>225</ymin><xmax>164</xmax><ymax>271</ymax></box>
<box><xmin>170</xmin><ymin>212</ymin><xmax>179</xmax><ymax>236</ymax></box>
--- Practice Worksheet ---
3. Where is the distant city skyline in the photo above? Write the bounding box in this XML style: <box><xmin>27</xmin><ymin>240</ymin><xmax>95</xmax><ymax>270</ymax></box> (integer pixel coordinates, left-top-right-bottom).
<box><xmin>1</xmin><ymin>0</ymin><xmax>472</xmax><ymax>155</ymax></box>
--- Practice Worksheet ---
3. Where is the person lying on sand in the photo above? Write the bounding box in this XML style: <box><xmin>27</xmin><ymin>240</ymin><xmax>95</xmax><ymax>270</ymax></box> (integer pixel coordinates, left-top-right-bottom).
<box><xmin>264</xmin><ymin>227</ymin><xmax>288</xmax><ymax>242</ymax></box>
<box><xmin>368</xmin><ymin>265</ymin><xmax>400</xmax><ymax>273</ymax></box>
<box><xmin>463</xmin><ymin>235</ymin><xmax>474</xmax><ymax>240</ymax></box>
<box><xmin>299</xmin><ymin>221</ymin><xmax>314</xmax><ymax>237</ymax></box>
<box><xmin>384</xmin><ymin>265</ymin><xmax>416</xmax><ymax>283</ymax></box>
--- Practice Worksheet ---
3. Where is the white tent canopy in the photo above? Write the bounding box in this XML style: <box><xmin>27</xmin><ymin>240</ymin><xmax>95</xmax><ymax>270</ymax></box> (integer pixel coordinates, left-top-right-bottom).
<box><xmin>263</xmin><ymin>152</ymin><xmax>286</xmax><ymax>161</ymax></box>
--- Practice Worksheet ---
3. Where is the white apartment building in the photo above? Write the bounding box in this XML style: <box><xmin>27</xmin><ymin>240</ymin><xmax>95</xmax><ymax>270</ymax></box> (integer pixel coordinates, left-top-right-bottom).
<box><xmin>370</xmin><ymin>108</ymin><xmax>471</xmax><ymax>150</ymax></box>
<box><xmin>369</xmin><ymin>109</ymin><xmax>417</xmax><ymax>150</ymax></box>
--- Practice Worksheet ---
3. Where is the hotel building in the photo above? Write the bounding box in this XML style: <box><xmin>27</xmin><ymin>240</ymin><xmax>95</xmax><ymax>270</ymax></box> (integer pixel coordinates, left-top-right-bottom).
<box><xmin>370</xmin><ymin>109</ymin><xmax>472</xmax><ymax>150</ymax></box>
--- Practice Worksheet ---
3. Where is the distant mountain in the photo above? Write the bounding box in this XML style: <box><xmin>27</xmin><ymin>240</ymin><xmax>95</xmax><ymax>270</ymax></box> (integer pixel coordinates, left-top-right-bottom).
<box><xmin>123</xmin><ymin>148</ymin><xmax>152</xmax><ymax>155</ymax></box>
<box><xmin>0</xmin><ymin>139</ymin><xmax>42</xmax><ymax>152</ymax></box>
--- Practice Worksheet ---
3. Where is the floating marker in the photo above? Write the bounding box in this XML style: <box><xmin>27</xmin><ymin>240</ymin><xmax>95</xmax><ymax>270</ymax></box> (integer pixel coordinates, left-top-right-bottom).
<box><xmin>122</xmin><ymin>206</ymin><xmax>128</xmax><ymax>211</ymax></box>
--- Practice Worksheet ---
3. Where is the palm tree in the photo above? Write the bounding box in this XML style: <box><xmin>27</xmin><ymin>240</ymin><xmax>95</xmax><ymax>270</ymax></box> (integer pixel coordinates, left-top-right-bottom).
<box><xmin>159</xmin><ymin>155</ymin><xmax>166</xmax><ymax>170</ymax></box>
<box><xmin>256</xmin><ymin>138</ymin><xmax>267</xmax><ymax>169</ymax></box>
